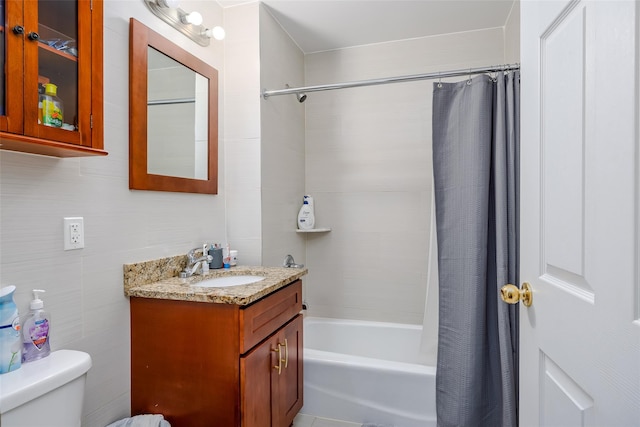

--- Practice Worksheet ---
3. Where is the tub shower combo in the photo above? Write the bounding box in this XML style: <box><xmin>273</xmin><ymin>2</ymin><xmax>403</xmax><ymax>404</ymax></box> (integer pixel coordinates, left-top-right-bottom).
<box><xmin>264</xmin><ymin>62</ymin><xmax>520</xmax><ymax>427</ymax></box>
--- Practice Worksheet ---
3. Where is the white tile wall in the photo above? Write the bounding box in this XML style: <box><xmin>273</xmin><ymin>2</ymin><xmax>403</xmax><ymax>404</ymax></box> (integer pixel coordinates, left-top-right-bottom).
<box><xmin>259</xmin><ymin>5</ymin><xmax>306</xmax><ymax>268</ymax></box>
<box><xmin>504</xmin><ymin>0</ymin><xmax>521</xmax><ymax>63</ymax></box>
<box><xmin>0</xmin><ymin>1</ymin><xmax>226</xmax><ymax>425</ymax></box>
<box><xmin>224</xmin><ymin>3</ymin><xmax>263</xmax><ymax>265</ymax></box>
<box><xmin>303</xmin><ymin>28</ymin><xmax>506</xmax><ymax>323</ymax></box>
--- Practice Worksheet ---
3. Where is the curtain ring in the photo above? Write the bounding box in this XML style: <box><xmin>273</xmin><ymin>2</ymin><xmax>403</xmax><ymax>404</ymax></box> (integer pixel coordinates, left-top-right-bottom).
<box><xmin>437</xmin><ymin>72</ymin><xmax>443</xmax><ymax>88</ymax></box>
<box><xmin>466</xmin><ymin>68</ymin><xmax>472</xmax><ymax>85</ymax></box>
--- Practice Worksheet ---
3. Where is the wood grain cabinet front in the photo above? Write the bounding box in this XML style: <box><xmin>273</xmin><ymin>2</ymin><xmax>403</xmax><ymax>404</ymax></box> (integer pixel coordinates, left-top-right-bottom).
<box><xmin>131</xmin><ymin>280</ymin><xmax>303</xmax><ymax>427</ymax></box>
<box><xmin>0</xmin><ymin>0</ymin><xmax>105</xmax><ymax>157</ymax></box>
<box><xmin>241</xmin><ymin>315</ymin><xmax>303</xmax><ymax>427</ymax></box>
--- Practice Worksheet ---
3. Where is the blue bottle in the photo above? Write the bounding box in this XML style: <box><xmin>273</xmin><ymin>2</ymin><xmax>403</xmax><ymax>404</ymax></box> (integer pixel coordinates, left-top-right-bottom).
<box><xmin>0</xmin><ymin>285</ymin><xmax>22</xmax><ymax>373</ymax></box>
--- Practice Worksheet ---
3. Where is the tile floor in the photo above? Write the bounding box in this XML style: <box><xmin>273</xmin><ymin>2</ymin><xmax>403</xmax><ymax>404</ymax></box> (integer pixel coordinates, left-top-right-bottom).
<box><xmin>293</xmin><ymin>413</ymin><xmax>362</xmax><ymax>427</ymax></box>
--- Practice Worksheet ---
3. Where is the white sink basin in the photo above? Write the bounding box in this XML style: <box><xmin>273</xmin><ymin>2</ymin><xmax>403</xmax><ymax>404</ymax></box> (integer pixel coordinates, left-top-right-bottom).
<box><xmin>191</xmin><ymin>275</ymin><xmax>265</xmax><ymax>288</ymax></box>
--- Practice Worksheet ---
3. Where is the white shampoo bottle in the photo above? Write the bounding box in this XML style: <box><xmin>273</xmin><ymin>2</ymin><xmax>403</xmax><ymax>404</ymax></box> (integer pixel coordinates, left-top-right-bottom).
<box><xmin>297</xmin><ymin>198</ymin><xmax>315</xmax><ymax>230</ymax></box>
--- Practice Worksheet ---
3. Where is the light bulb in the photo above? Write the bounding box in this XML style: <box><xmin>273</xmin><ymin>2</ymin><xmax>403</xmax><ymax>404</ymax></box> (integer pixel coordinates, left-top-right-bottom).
<box><xmin>184</xmin><ymin>11</ymin><xmax>203</xmax><ymax>26</ymax></box>
<box><xmin>205</xmin><ymin>26</ymin><xmax>226</xmax><ymax>41</ymax></box>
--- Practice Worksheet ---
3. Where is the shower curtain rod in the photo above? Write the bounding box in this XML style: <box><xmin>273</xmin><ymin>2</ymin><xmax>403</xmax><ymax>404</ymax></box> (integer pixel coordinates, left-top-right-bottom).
<box><xmin>262</xmin><ymin>63</ymin><xmax>520</xmax><ymax>99</ymax></box>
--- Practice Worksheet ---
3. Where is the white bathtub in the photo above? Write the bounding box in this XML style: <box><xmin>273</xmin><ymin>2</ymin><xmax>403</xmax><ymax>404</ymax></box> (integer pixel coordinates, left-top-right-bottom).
<box><xmin>300</xmin><ymin>317</ymin><xmax>436</xmax><ymax>427</ymax></box>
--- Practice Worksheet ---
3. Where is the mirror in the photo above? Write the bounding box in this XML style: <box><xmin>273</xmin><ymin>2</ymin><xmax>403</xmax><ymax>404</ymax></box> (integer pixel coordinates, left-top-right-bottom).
<box><xmin>129</xmin><ymin>18</ymin><xmax>218</xmax><ymax>194</ymax></box>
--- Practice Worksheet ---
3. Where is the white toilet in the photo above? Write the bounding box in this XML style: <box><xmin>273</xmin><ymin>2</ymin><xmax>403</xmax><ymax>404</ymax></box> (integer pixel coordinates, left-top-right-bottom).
<box><xmin>0</xmin><ymin>349</ymin><xmax>92</xmax><ymax>427</ymax></box>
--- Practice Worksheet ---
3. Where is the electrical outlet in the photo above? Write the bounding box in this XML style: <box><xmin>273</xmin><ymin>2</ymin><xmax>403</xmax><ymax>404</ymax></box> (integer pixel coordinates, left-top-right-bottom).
<box><xmin>64</xmin><ymin>217</ymin><xmax>85</xmax><ymax>250</ymax></box>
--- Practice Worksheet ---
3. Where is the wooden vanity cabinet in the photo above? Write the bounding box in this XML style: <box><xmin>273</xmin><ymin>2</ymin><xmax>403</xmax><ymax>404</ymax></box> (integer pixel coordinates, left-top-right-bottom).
<box><xmin>0</xmin><ymin>0</ymin><xmax>105</xmax><ymax>157</ymax></box>
<box><xmin>131</xmin><ymin>280</ymin><xmax>303</xmax><ymax>427</ymax></box>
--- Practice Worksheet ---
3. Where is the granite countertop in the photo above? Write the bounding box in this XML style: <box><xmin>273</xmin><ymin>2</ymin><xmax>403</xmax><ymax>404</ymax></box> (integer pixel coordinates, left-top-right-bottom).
<box><xmin>124</xmin><ymin>263</ymin><xmax>307</xmax><ymax>305</ymax></box>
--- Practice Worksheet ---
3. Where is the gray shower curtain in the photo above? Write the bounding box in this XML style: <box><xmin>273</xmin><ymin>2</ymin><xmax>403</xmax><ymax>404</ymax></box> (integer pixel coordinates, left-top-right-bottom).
<box><xmin>432</xmin><ymin>71</ymin><xmax>519</xmax><ymax>427</ymax></box>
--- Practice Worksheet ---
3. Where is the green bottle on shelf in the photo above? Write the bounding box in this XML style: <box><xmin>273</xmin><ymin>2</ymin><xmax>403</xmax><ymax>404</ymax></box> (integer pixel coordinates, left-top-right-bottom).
<box><xmin>40</xmin><ymin>83</ymin><xmax>63</xmax><ymax>128</ymax></box>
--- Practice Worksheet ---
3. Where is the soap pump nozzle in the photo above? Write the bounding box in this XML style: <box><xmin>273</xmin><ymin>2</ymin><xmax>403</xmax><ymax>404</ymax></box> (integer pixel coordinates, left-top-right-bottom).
<box><xmin>30</xmin><ymin>289</ymin><xmax>46</xmax><ymax>310</ymax></box>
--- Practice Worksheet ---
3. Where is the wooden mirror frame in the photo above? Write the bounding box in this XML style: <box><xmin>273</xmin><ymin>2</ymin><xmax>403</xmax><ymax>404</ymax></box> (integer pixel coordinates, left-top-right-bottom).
<box><xmin>129</xmin><ymin>18</ymin><xmax>218</xmax><ymax>194</ymax></box>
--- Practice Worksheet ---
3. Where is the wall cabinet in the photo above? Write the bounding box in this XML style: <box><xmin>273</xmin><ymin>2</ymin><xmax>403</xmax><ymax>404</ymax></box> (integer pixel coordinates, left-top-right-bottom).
<box><xmin>0</xmin><ymin>0</ymin><xmax>105</xmax><ymax>157</ymax></box>
<box><xmin>131</xmin><ymin>280</ymin><xmax>304</xmax><ymax>427</ymax></box>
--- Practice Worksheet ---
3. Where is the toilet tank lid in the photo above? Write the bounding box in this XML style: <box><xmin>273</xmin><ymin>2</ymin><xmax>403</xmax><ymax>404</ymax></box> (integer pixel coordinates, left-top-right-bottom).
<box><xmin>0</xmin><ymin>350</ymin><xmax>92</xmax><ymax>414</ymax></box>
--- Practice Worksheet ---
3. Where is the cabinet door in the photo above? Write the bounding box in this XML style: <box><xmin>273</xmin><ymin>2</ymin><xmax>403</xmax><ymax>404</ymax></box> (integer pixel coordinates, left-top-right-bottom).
<box><xmin>241</xmin><ymin>315</ymin><xmax>303</xmax><ymax>427</ymax></box>
<box><xmin>272</xmin><ymin>315</ymin><xmax>303</xmax><ymax>427</ymax></box>
<box><xmin>241</xmin><ymin>333</ymin><xmax>278</xmax><ymax>427</ymax></box>
<box><xmin>24</xmin><ymin>0</ymin><xmax>84</xmax><ymax>145</ymax></box>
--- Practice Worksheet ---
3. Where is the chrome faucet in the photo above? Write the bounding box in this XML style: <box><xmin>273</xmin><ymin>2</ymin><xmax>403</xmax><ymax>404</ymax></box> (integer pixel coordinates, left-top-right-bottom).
<box><xmin>182</xmin><ymin>247</ymin><xmax>212</xmax><ymax>277</ymax></box>
<box><xmin>283</xmin><ymin>254</ymin><xmax>304</xmax><ymax>268</ymax></box>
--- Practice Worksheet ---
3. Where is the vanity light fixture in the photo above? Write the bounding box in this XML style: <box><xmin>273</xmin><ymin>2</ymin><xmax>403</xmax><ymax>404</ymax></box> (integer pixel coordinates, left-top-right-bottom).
<box><xmin>143</xmin><ymin>0</ymin><xmax>225</xmax><ymax>46</ymax></box>
<box><xmin>157</xmin><ymin>0</ymin><xmax>179</xmax><ymax>8</ymax></box>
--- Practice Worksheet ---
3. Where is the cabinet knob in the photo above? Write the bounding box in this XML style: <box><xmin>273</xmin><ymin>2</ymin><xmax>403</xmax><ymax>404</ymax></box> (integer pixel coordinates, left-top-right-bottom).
<box><xmin>12</xmin><ymin>25</ymin><xmax>24</xmax><ymax>35</ymax></box>
<box><xmin>27</xmin><ymin>32</ymin><xmax>39</xmax><ymax>41</ymax></box>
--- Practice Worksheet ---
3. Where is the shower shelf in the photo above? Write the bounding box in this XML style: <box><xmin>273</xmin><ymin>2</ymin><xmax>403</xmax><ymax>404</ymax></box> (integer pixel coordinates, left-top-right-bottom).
<box><xmin>296</xmin><ymin>228</ymin><xmax>331</xmax><ymax>233</ymax></box>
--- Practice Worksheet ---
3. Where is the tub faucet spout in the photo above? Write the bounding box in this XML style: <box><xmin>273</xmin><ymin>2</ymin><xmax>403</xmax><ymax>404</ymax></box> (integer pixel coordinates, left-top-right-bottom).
<box><xmin>283</xmin><ymin>254</ymin><xmax>304</xmax><ymax>268</ymax></box>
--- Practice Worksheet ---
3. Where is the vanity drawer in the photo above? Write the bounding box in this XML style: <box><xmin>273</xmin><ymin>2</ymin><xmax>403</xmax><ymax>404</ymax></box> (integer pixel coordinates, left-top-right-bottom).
<box><xmin>240</xmin><ymin>280</ymin><xmax>302</xmax><ymax>353</ymax></box>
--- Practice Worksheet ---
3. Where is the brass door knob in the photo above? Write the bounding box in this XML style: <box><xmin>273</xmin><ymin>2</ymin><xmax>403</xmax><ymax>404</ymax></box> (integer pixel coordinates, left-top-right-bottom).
<box><xmin>500</xmin><ymin>282</ymin><xmax>533</xmax><ymax>307</ymax></box>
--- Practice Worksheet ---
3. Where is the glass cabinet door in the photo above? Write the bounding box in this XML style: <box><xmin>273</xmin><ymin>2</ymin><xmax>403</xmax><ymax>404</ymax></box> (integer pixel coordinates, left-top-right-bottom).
<box><xmin>37</xmin><ymin>1</ymin><xmax>78</xmax><ymax>130</ymax></box>
<box><xmin>23</xmin><ymin>0</ymin><xmax>82</xmax><ymax>144</ymax></box>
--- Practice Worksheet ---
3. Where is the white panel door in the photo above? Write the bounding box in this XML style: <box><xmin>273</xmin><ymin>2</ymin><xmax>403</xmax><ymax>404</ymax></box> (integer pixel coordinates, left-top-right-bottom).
<box><xmin>520</xmin><ymin>1</ymin><xmax>640</xmax><ymax>425</ymax></box>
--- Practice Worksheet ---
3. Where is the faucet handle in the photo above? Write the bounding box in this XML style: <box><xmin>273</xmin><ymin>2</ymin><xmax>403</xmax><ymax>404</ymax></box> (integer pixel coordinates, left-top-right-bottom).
<box><xmin>283</xmin><ymin>254</ymin><xmax>304</xmax><ymax>268</ymax></box>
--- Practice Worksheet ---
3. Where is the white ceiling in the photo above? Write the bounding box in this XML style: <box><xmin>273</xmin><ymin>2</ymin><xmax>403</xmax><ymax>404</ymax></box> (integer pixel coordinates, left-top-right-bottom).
<box><xmin>216</xmin><ymin>0</ymin><xmax>516</xmax><ymax>54</ymax></box>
